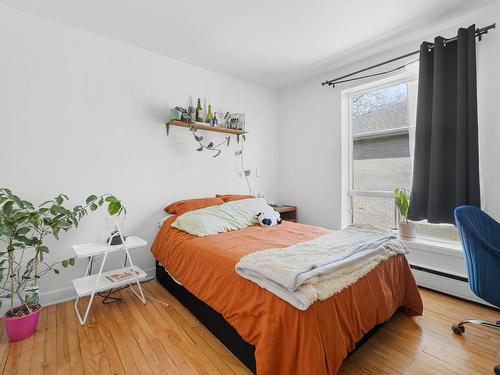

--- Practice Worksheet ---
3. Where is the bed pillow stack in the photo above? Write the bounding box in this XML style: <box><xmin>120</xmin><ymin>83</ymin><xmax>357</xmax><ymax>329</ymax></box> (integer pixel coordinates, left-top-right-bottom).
<box><xmin>170</xmin><ymin>205</ymin><xmax>243</xmax><ymax>237</ymax></box>
<box><xmin>171</xmin><ymin>198</ymin><xmax>275</xmax><ymax>236</ymax></box>
<box><xmin>218</xmin><ymin>198</ymin><xmax>274</xmax><ymax>226</ymax></box>
<box><xmin>216</xmin><ymin>194</ymin><xmax>254</xmax><ymax>202</ymax></box>
<box><xmin>164</xmin><ymin>197</ymin><xmax>224</xmax><ymax>216</ymax></box>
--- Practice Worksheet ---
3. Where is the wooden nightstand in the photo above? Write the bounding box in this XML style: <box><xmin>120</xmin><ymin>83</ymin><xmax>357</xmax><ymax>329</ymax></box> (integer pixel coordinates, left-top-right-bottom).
<box><xmin>271</xmin><ymin>205</ymin><xmax>297</xmax><ymax>223</ymax></box>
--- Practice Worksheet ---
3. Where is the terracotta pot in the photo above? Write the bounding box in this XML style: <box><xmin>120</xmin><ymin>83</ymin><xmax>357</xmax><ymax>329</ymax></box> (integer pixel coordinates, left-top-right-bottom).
<box><xmin>4</xmin><ymin>304</ymin><xmax>41</xmax><ymax>342</ymax></box>
<box><xmin>398</xmin><ymin>222</ymin><xmax>417</xmax><ymax>240</ymax></box>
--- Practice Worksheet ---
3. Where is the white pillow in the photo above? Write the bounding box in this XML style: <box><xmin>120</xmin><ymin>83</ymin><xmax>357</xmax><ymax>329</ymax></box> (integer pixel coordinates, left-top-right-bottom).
<box><xmin>171</xmin><ymin>198</ymin><xmax>276</xmax><ymax>236</ymax></box>
<box><xmin>171</xmin><ymin>205</ymin><xmax>243</xmax><ymax>237</ymax></box>
<box><xmin>218</xmin><ymin>198</ymin><xmax>275</xmax><ymax>227</ymax></box>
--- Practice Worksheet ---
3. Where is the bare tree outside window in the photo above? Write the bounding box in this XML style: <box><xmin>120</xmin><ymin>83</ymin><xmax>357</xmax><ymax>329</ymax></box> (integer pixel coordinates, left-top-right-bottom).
<box><xmin>352</xmin><ymin>84</ymin><xmax>407</xmax><ymax>121</ymax></box>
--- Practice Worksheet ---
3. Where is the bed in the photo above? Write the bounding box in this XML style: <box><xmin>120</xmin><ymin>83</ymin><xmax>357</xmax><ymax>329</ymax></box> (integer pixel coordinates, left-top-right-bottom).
<box><xmin>151</xmin><ymin>213</ymin><xmax>423</xmax><ymax>375</ymax></box>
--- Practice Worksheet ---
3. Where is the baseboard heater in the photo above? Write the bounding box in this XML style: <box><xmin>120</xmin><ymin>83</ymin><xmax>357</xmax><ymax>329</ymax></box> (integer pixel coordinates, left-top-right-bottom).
<box><xmin>410</xmin><ymin>264</ymin><xmax>468</xmax><ymax>283</ymax></box>
<box><xmin>408</xmin><ymin>264</ymin><xmax>496</xmax><ymax>308</ymax></box>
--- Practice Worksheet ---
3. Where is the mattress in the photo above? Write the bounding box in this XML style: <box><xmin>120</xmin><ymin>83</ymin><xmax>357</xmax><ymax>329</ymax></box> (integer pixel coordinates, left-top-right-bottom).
<box><xmin>151</xmin><ymin>218</ymin><xmax>423</xmax><ymax>375</ymax></box>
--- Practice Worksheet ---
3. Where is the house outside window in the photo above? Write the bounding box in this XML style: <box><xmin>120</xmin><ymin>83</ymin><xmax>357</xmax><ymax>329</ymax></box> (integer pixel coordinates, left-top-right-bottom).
<box><xmin>342</xmin><ymin>73</ymin><xmax>459</xmax><ymax>243</ymax></box>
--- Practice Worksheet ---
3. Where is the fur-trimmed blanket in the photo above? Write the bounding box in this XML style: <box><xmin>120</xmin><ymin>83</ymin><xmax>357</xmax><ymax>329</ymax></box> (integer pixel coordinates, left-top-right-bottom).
<box><xmin>235</xmin><ymin>224</ymin><xmax>408</xmax><ymax>310</ymax></box>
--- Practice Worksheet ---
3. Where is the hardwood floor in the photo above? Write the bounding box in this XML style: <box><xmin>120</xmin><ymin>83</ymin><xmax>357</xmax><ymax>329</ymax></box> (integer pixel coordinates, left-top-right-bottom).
<box><xmin>341</xmin><ymin>288</ymin><xmax>500</xmax><ymax>374</ymax></box>
<box><xmin>0</xmin><ymin>282</ymin><xmax>498</xmax><ymax>374</ymax></box>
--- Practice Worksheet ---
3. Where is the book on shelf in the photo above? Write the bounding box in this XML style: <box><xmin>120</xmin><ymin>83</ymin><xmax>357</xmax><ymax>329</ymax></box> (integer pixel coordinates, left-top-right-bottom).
<box><xmin>106</xmin><ymin>268</ymin><xmax>141</xmax><ymax>283</ymax></box>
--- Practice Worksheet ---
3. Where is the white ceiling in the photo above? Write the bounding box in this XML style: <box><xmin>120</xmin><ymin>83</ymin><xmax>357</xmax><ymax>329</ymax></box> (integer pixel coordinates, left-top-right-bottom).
<box><xmin>0</xmin><ymin>0</ymin><xmax>496</xmax><ymax>89</ymax></box>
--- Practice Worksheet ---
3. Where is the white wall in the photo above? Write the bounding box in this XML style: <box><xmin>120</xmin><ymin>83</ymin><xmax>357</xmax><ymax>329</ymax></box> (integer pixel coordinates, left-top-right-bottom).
<box><xmin>0</xmin><ymin>5</ymin><xmax>279</xmax><ymax>307</ymax></box>
<box><xmin>278</xmin><ymin>3</ymin><xmax>500</xmax><ymax>229</ymax></box>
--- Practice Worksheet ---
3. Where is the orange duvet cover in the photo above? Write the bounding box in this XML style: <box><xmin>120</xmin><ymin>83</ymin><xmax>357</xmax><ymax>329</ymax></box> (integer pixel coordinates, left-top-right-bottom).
<box><xmin>151</xmin><ymin>218</ymin><xmax>423</xmax><ymax>375</ymax></box>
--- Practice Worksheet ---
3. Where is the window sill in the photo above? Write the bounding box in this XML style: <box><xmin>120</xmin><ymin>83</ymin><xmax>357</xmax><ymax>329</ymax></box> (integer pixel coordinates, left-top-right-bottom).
<box><xmin>390</xmin><ymin>229</ymin><xmax>463</xmax><ymax>257</ymax></box>
<box><xmin>402</xmin><ymin>237</ymin><xmax>463</xmax><ymax>258</ymax></box>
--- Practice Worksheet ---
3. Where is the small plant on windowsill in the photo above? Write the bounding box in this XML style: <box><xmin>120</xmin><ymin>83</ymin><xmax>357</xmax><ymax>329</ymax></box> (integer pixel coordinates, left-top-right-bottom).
<box><xmin>0</xmin><ymin>188</ymin><xmax>125</xmax><ymax>341</ymax></box>
<box><xmin>394</xmin><ymin>187</ymin><xmax>416</xmax><ymax>240</ymax></box>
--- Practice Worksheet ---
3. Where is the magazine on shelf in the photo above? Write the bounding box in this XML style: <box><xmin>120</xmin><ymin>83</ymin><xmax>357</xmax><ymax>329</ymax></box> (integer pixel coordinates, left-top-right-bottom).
<box><xmin>106</xmin><ymin>268</ymin><xmax>141</xmax><ymax>283</ymax></box>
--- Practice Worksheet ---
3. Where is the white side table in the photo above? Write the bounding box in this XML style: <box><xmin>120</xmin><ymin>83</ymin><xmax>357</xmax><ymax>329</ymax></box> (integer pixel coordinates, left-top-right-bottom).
<box><xmin>71</xmin><ymin>223</ymin><xmax>147</xmax><ymax>325</ymax></box>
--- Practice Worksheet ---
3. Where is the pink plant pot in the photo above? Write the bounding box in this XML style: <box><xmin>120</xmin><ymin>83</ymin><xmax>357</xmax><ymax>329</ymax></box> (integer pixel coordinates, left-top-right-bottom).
<box><xmin>4</xmin><ymin>304</ymin><xmax>41</xmax><ymax>342</ymax></box>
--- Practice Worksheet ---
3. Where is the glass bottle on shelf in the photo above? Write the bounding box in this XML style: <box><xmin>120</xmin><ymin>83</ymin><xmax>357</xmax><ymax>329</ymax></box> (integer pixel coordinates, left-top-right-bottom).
<box><xmin>195</xmin><ymin>98</ymin><xmax>203</xmax><ymax>123</ymax></box>
<box><xmin>206</xmin><ymin>104</ymin><xmax>214</xmax><ymax>126</ymax></box>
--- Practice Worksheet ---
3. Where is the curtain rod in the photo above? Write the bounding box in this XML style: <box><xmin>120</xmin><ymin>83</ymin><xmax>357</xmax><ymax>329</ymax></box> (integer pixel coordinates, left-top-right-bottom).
<box><xmin>321</xmin><ymin>23</ymin><xmax>496</xmax><ymax>87</ymax></box>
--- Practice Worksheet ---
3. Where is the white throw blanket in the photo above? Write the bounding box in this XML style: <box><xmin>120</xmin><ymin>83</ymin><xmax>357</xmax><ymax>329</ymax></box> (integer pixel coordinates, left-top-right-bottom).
<box><xmin>235</xmin><ymin>224</ymin><xmax>408</xmax><ymax>310</ymax></box>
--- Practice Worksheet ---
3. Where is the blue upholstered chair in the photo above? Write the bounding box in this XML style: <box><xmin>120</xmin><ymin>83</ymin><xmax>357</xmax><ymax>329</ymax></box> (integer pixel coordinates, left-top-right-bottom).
<box><xmin>453</xmin><ymin>206</ymin><xmax>500</xmax><ymax>374</ymax></box>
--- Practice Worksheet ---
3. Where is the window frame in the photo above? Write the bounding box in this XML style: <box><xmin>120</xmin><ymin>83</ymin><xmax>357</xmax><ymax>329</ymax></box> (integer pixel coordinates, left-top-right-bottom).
<box><xmin>341</xmin><ymin>72</ymin><xmax>460</xmax><ymax>246</ymax></box>
<box><xmin>340</xmin><ymin>73</ymin><xmax>410</xmax><ymax>229</ymax></box>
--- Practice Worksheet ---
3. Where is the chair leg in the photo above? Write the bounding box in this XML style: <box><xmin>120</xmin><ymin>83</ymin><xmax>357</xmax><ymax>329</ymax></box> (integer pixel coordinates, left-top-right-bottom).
<box><xmin>452</xmin><ymin>319</ymin><xmax>500</xmax><ymax>335</ymax></box>
<box><xmin>494</xmin><ymin>364</ymin><xmax>500</xmax><ymax>375</ymax></box>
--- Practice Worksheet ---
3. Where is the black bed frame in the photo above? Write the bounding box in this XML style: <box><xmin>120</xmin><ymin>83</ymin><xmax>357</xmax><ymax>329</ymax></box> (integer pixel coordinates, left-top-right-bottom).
<box><xmin>156</xmin><ymin>261</ymin><xmax>383</xmax><ymax>374</ymax></box>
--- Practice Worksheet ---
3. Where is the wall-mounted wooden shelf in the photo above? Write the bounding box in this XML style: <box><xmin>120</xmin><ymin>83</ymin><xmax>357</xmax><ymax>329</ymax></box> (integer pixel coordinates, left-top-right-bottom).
<box><xmin>166</xmin><ymin>120</ymin><xmax>247</xmax><ymax>135</ymax></box>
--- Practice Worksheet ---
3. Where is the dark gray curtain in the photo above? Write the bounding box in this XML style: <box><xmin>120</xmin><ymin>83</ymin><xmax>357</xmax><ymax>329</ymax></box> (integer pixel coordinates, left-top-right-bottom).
<box><xmin>408</xmin><ymin>24</ymin><xmax>480</xmax><ymax>225</ymax></box>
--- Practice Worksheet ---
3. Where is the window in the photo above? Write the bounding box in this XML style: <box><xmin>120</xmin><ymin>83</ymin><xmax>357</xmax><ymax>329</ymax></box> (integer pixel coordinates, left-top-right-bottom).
<box><xmin>342</xmin><ymin>74</ymin><xmax>459</xmax><ymax>243</ymax></box>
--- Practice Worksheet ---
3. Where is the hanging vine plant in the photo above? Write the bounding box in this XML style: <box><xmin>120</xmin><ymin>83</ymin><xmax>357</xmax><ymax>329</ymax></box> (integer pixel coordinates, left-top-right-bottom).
<box><xmin>192</xmin><ymin>131</ymin><xmax>253</xmax><ymax>194</ymax></box>
<box><xmin>165</xmin><ymin>108</ymin><xmax>252</xmax><ymax>194</ymax></box>
<box><xmin>193</xmin><ymin>133</ymin><xmax>230</xmax><ymax>158</ymax></box>
<box><xmin>234</xmin><ymin>134</ymin><xmax>253</xmax><ymax>195</ymax></box>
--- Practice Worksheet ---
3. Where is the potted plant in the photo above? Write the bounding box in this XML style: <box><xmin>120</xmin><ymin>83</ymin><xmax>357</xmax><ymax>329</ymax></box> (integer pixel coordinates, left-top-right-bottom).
<box><xmin>170</xmin><ymin>106</ymin><xmax>184</xmax><ymax>121</ymax></box>
<box><xmin>394</xmin><ymin>187</ymin><xmax>416</xmax><ymax>240</ymax></box>
<box><xmin>0</xmin><ymin>188</ymin><xmax>124</xmax><ymax>341</ymax></box>
<box><xmin>170</xmin><ymin>106</ymin><xmax>193</xmax><ymax>123</ymax></box>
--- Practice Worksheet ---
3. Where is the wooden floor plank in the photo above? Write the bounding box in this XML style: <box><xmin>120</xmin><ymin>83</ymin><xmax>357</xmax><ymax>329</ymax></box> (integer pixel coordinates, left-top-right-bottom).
<box><xmin>107</xmin><ymin>293</ymin><xmax>155</xmax><ymax>374</ymax></box>
<box><xmin>82</xmin><ymin>299</ymin><xmax>113</xmax><ymax>375</ymax></box>
<box><xmin>94</xmin><ymin>299</ymin><xmax>140</xmax><ymax>375</ymax></box>
<box><xmin>0</xmin><ymin>320</ymin><xmax>10</xmax><ymax>374</ymax></box>
<box><xmin>194</xmin><ymin>325</ymin><xmax>253</xmax><ymax>375</ymax></box>
<box><xmin>43</xmin><ymin>304</ymin><xmax>58</xmax><ymax>374</ymax></box>
<box><xmin>1</xmin><ymin>282</ymin><xmax>498</xmax><ymax>374</ymax></box>
<box><xmin>55</xmin><ymin>303</ymin><xmax>70</xmax><ymax>375</ymax></box>
<box><xmin>120</xmin><ymin>289</ymin><xmax>182</xmax><ymax>375</ymax></box>
<box><xmin>113</xmin><ymin>291</ymin><xmax>167</xmax><ymax>375</ymax></box>
<box><xmin>144</xmin><ymin>286</ymin><xmax>222</xmax><ymax>374</ymax></box>
<box><xmin>64</xmin><ymin>301</ymin><xmax>85</xmax><ymax>375</ymax></box>
<box><xmin>138</xmin><ymin>284</ymin><xmax>215</xmax><ymax>374</ymax></box>
<box><xmin>340</xmin><ymin>288</ymin><xmax>500</xmax><ymax>374</ymax></box>
<box><xmin>124</xmin><ymin>287</ymin><xmax>195</xmax><ymax>374</ymax></box>
<box><xmin>3</xmin><ymin>341</ymin><xmax>17</xmax><ymax>375</ymax></box>
<box><xmin>30</xmin><ymin>306</ymin><xmax>47</xmax><ymax>374</ymax></box>
<box><xmin>92</xmin><ymin>298</ymin><xmax>127</xmax><ymax>375</ymax></box>
<box><xmin>16</xmin><ymin>333</ymin><xmax>34</xmax><ymax>374</ymax></box>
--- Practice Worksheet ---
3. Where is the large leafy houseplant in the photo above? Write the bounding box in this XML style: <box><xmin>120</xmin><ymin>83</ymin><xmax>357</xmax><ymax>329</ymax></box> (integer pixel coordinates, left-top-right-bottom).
<box><xmin>0</xmin><ymin>188</ymin><xmax>124</xmax><ymax>320</ymax></box>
